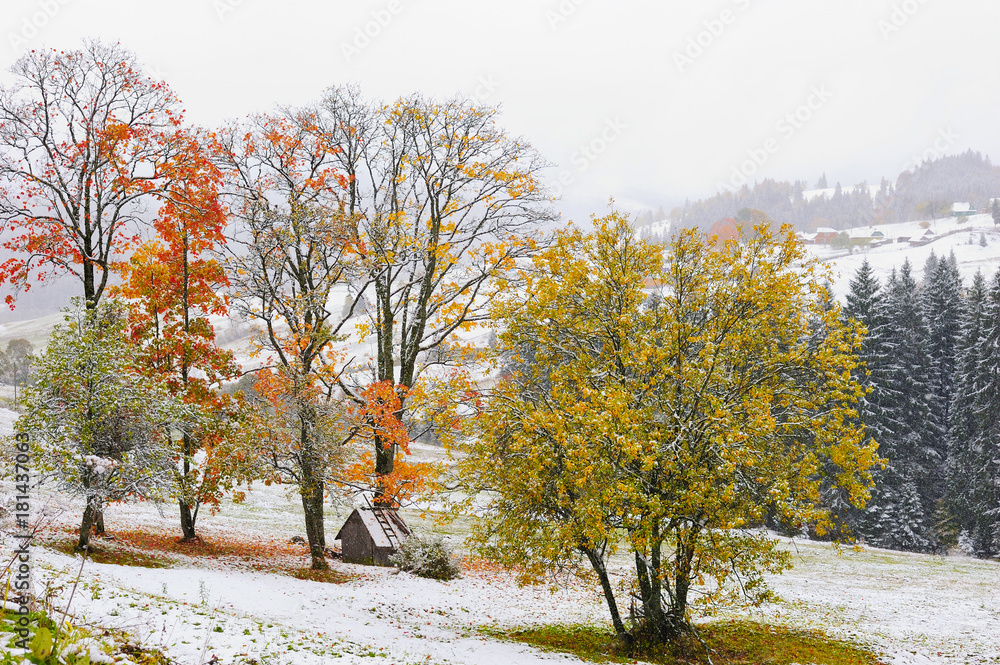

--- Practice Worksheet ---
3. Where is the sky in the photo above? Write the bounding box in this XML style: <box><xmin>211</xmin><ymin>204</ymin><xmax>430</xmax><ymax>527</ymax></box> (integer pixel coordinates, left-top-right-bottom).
<box><xmin>1</xmin><ymin>0</ymin><xmax>998</xmax><ymax>221</ymax></box>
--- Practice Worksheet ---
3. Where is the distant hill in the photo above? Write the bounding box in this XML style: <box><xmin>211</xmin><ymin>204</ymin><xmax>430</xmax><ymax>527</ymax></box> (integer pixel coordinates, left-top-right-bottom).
<box><xmin>668</xmin><ymin>150</ymin><xmax>1000</xmax><ymax>233</ymax></box>
<box><xmin>807</xmin><ymin>213</ymin><xmax>1000</xmax><ymax>301</ymax></box>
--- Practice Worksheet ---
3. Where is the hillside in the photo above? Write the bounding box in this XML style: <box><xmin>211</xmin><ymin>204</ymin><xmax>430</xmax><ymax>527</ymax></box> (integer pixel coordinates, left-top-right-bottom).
<box><xmin>670</xmin><ymin>151</ymin><xmax>1000</xmax><ymax>234</ymax></box>
<box><xmin>2</xmin><ymin>434</ymin><xmax>997</xmax><ymax>664</ymax></box>
<box><xmin>3</xmin><ymin>215</ymin><xmax>1000</xmax><ymax>356</ymax></box>
<box><xmin>808</xmin><ymin>213</ymin><xmax>1000</xmax><ymax>300</ymax></box>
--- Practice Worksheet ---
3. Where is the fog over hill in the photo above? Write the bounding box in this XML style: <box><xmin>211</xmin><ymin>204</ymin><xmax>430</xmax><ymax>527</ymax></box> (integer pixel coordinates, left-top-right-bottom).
<box><xmin>660</xmin><ymin>150</ymin><xmax>1000</xmax><ymax>233</ymax></box>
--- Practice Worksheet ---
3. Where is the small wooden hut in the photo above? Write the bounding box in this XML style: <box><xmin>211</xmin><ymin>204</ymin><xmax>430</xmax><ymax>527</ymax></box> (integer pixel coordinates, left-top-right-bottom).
<box><xmin>335</xmin><ymin>507</ymin><xmax>412</xmax><ymax>566</ymax></box>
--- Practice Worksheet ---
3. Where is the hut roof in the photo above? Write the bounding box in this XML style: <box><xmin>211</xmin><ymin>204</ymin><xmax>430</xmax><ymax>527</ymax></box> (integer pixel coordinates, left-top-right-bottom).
<box><xmin>336</xmin><ymin>508</ymin><xmax>412</xmax><ymax>548</ymax></box>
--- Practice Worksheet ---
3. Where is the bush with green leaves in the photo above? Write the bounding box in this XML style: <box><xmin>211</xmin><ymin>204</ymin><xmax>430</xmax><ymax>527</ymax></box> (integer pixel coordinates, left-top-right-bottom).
<box><xmin>18</xmin><ymin>302</ymin><xmax>187</xmax><ymax>552</ymax></box>
<box><xmin>390</xmin><ymin>535</ymin><xmax>461</xmax><ymax>580</ymax></box>
<box><xmin>0</xmin><ymin>610</ymin><xmax>120</xmax><ymax>664</ymax></box>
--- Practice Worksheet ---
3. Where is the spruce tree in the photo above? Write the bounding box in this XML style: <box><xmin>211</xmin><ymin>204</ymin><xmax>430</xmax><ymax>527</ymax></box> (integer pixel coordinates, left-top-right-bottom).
<box><xmin>840</xmin><ymin>261</ymin><xmax>892</xmax><ymax>538</ymax></box>
<box><xmin>844</xmin><ymin>260</ymin><xmax>895</xmax><ymax>447</ymax></box>
<box><xmin>921</xmin><ymin>251</ymin><xmax>963</xmax><ymax>509</ymax></box>
<box><xmin>859</xmin><ymin>262</ymin><xmax>936</xmax><ymax>551</ymax></box>
<box><xmin>946</xmin><ymin>270</ymin><xmax>987</xmax><ymax>551</ymax></box>
<box><xmin>966</xmin><ymin>269</ymin><xmax>1000</xmax><ymax>555</ymax></box>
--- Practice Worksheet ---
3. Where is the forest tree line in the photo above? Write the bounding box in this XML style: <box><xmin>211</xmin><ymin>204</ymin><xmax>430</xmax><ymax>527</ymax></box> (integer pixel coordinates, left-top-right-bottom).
<box><xmin>840</xmin><ymin>254</ymin><xmax>1000</xmax><ymax>557</ymax></box>
<box><xmin>673</xmin><ymin>151</ymin><xmax>1000</xmax><ymax>233</ymax></box>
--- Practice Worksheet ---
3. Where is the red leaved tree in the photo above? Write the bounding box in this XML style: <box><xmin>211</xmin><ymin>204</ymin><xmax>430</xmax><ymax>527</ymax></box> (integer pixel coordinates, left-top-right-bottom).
<box><xmin>114</xmin><ymin>127</ymin><xmax>242</xmax><ymax>541</ymax></box>
<box><xmin>0</xmin><ymin>40</ymin><xmax>206</xmax><ymax>310</ymax></box>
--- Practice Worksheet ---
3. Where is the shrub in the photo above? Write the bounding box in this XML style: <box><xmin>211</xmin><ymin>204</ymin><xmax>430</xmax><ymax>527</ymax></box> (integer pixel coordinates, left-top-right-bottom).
<box><xmin>390</xmin><ymin>535</ymin><xmax>461</xmax><ymax>580</ymax></box>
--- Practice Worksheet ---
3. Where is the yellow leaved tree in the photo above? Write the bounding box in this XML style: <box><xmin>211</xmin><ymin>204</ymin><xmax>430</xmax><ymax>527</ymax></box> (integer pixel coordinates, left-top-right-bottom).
<box><xmin>462</xmin><ymin>211</ymin><xmax>880</xmax><ymax>646</ymax></box>
<box><xmin>316</xmin><ymin>86</ymin><xmax>552</xmax><ymax>504</ymax></box>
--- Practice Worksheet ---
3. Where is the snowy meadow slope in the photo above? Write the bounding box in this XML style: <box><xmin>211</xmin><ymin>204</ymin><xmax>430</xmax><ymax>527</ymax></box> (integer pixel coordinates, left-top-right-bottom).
<box><xmin>5</xmin><ymin>476</ymin><xmax>1000</xmax><ymax>665</ymax></box>
<box><xmin>1</xmin><ymin>387</ymin><xmax>997</xmax><ymax>665</ymax></box>
<box><xmin>809</xmin><ymin>214</ymin><xmax>1000</xmax><ymax>300</ymax></box>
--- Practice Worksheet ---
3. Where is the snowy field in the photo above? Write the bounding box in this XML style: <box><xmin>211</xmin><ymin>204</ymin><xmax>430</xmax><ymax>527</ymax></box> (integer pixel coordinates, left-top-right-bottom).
<box><xmin>1</xmin><ymin>473</ymin><xmax>998</xmax><ymax>664</ymax></box>
<box><xmin>809</xmin><ymin>214</ymin><xmax>1000</xmax><ymax>300</ymax></box>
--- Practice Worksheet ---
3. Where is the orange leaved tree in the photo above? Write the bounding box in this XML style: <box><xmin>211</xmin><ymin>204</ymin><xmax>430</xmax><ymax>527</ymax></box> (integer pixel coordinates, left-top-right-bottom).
<box><xmin>217</xmin><ymin>110</ymin><xmax>382</xmax><ymax>569</ymax></box>
<box><xmin>115</xmin><ymin>127</ymin><xmax>242</xmax><ymax>541</ymax></box>
<box><xmin>0</xmin><ymin>40</ymin><xmax>209</xmax><ymax>310</ymax></box>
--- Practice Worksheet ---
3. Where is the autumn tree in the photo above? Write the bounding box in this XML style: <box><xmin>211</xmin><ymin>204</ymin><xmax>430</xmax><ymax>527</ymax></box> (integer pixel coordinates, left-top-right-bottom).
<box><xmin>217</xmin><ymin>110</ymin><xmax>380</xmax><ymax>569</ymax></box>
<box><xmin>18</xmin><ymin>302</ymin><xmax>183</xmax><ymax>551</ymax></box>
<box><xmin>114</xmin><ymin>129</ymin><xmax>240</xmax><ymax>541</ymax></box>
<box><xmin>463</xmin><ymin>213</ymin><xmax>879</xmax><ymax>645</ymax></box>
<box><xmin>317</xmin><ymin>86</ymin><xmax>552</xmax><ymax>501</ymax></box>
<box><xmin>0</xmin><ymin>40</ymin><xmax>207</xmax><ymax>310</ymax></box>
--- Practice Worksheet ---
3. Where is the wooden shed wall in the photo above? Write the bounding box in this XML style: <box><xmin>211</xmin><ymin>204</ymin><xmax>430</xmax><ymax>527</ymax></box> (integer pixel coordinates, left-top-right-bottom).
<box><xmin>340</xmin><ymin>513</ymin><xmax>377</xmax><ymax>565</ymax></box>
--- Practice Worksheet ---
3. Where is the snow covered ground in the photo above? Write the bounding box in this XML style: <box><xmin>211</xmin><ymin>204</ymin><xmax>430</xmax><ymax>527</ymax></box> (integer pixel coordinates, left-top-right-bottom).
<box><xmin>2</xmin><ymin>465</ymin><xmax>998</xmax><ymax>665</ymax></box>
<box><xmin>809</xmin><ymin>214</ymin><xmax>1000</xmax><ymax>300</ymax></box>
<box><xmin>751</xmin><ymin>540</ymin><xmax>1000</xmax><ymax>665</ymax></box>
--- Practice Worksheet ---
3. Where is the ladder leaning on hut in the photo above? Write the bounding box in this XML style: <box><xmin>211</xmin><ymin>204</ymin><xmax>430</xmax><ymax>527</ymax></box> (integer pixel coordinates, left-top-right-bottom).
<box><xmin>363</xmin><ymin>494</ymin><xmax>400</xmax><ymax>549</ymax></box>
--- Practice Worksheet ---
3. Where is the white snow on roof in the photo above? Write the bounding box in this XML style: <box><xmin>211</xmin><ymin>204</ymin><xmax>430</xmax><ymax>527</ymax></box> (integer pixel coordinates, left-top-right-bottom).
<box><xmin>952</xmin><ymin>201</ymin><xmax>973</xmax><ymax>212</ymax></box>
<box><xmin>349</xmin><ymin>508</ymin><xmax>412</xmax><ymax>549</ymax></box>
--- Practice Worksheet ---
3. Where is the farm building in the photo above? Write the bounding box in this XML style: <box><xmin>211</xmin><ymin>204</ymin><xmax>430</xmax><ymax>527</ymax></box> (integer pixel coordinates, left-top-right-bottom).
<box><xmin>910</xmin><ymin>228</ymin><xmax>938</xmax><ymax>246</ymax></box>
<box><xmin>952</xmin><ymin>202</ymin><xmax>976</xmax><ymax>217</ymax></box>
<box><xmin>847</xmin><ymin>228</ymin><xmax>889</xmax><ymax>247</ymax></box>
<box><xmin>813</xmin><ymin>227</ymin><xmax>838</xmax><ymax>244</ymax></box>
<box><xmin>336</xmin><ymin>507</ymin><xmax>413</xmax><ymax>566</ymax></box>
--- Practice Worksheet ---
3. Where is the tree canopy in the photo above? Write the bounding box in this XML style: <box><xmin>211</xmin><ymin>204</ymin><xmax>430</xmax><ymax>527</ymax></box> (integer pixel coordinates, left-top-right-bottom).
<box><xmin>18</xmin><ymin>302</ymin><xmax>184</xmax><ymax>551</ymax></box>
<box><xmin>463</xmin><ymin>212</ymin><xmax>880</xmax><ymax>645</ymax></box>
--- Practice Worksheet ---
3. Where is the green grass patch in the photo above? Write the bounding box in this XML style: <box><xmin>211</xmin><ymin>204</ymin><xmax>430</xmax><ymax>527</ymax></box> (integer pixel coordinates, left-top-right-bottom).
<box><xmin>51</xmin><ymin>538</ymin><xmax>176</xmax><ymax>569</ymax></box>
<box><xmin>290</xmin><ymin>568</ymin><xmax>354</xmax><ymax>584</ymax></box>
<box><xmin>487</xmin><ymin>619</ymin><xmax>886</xmax><ymax>665</ymax></box>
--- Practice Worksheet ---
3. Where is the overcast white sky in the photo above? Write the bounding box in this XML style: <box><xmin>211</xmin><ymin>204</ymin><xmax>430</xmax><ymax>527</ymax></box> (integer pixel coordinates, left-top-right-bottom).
<box><xmin>1</xmin><ymin>0</ymin><xmax>998</xmax><ymax>220</ymax></box>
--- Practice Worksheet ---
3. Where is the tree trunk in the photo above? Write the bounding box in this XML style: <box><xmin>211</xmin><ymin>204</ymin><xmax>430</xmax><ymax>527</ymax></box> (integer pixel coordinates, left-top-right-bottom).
<box><xmin>647</xmin><ymin>525</ymin><xmax>667</xmax><ymax>639</ymax></box>
<box><xmin>373</xmin><ymin>436</ymin><xmax>395</xmax><ymax>506</ymax></box>
<box><xmin>664</xmin><ymin>531</ymin><xmax>698</xmax><ymax>638</ymax></box>
<box><xmin>179</xmin><ymin>499</ymin><xmax>198</xmax><ymax>541</ymax></box>
<box><xmin>301</xmin><ymin>484</ymin><xmax>328</xmax><ymax>570</ymax></box>
<box><xmin>93</xmin><ymin>504</ymin><xmax>105</xmax><ymax>535</ymax></box>
<box><xmin>78</xmin><ymin>497</ymin><xmax>96</xmax><ymax>551</ymax></box>
<box><xmin>583</xmin><ymin>546</ymin><xmax>631</xmax><ymax>645</ymax></box>
<box><xmin>178</xmin><ymin>432</ymin><xmax>199</xmax><ymax>540</ymax></box>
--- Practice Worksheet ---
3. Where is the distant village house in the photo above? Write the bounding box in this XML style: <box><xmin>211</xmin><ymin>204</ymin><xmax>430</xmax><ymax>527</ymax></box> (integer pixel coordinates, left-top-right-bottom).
<box><xmin>951</xmin><ymin>202</ymin><xmax>976</xmax><ymax>218</ymax></box>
